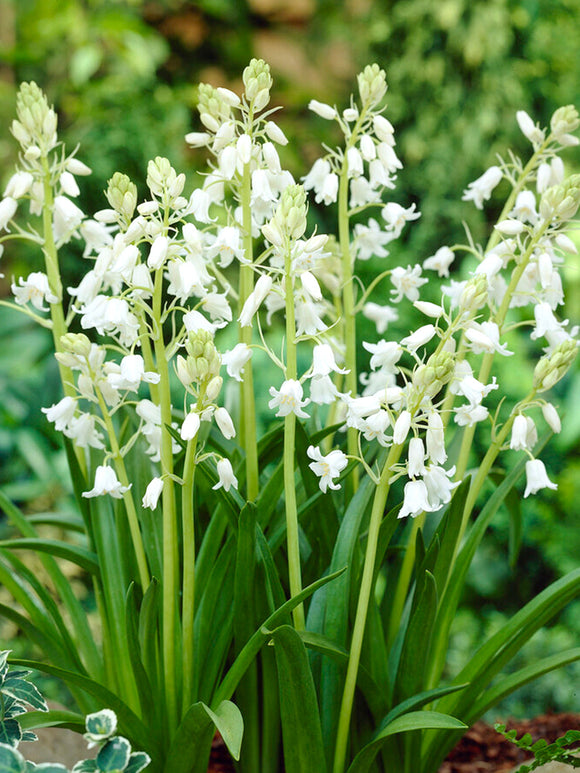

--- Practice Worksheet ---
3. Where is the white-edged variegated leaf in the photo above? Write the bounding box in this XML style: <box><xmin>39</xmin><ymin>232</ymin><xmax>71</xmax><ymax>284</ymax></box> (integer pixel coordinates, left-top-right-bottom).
<box><xmin>96</xmin><ymin>738</ymin><xmax>131</xmax><ymax>772</ymax></box>
<box><xmin>2</xmin><ymin>678</ymin><xmax>48</xmax><ymax>712</ymax></box>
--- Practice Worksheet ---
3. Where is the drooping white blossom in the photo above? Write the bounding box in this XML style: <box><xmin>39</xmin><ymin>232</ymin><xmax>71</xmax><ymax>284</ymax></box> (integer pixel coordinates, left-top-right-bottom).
<box><xmin>82</xmin><ymin>465</ymin><xmax>131</xmax><ymax>499</ymax></box>
<box><xmin>307</xmin><ymin>445</ymin><xmax>348</xmax><ymax>493</ymax></box>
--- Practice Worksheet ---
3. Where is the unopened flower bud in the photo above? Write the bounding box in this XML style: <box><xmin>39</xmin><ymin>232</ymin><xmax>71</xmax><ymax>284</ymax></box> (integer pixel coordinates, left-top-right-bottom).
<box><xmin>243</xmin><ymin>59</ymin><xmax>272</xmax><ymax>108</ymax></box>
<box><xmin>550</xmin><ymin>105</ymin><xmax>580</xmax><ymax>143</ymax></box>
<box><xmin>185</xmin><ymin>329</ymin><xmax>221</xmax><ymax>383</ymax></box>
<box><xmin>176</xmin><ymin>354</ymin><xmax>195</xmax><ymax>387</ymax></box>
<box><xmin>459</xmin><ymin>274</ymin><xmax>488</xmax><ymax>313</ymax></box>
<box><xmin>539</xmin><ymin>175</ymin><xmax>580</xmax><ymax>221</ymax></box>
<box><xmin>198</xmin><ymin>83</ymin><xmax>231</xmax><ymax>132</ymax></box>
<box><xmin>357</xmin><ymin>64</ymin><xmax>387</xmax><ymax>106</ymax></box>
<box><xmin>60</xmin><ymin>333</ymin><xmax>92</xmax><ymax>357</ymax></box>
<box><xmin>272</xmin><ymin>184</ymin><xmax>307</xmax><ymax>240</ymax></box>
<box><xmin>14</xmin><ymin>82</ymin><xmax>58</xmax><ymax>152</ymax></box>
<box><xmin>206</xmin><ymin>376</ymin><xmax>223</xmax><ymax>402</ymax></box>
<box><xmin>106</xmin><ymin>173</ymin><xmax>137</xmax><ymax>220</ymax></box>
<box><xmin>533</xmin><ymin>339</ymin><xmax>578</xmax><ymax>391</ymax></box>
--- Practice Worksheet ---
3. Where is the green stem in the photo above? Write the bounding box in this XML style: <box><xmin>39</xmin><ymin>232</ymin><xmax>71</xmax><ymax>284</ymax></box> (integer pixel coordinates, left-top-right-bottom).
<box><xmin>153</xmin><ymin>263</ymin><xmax>179</xmax><ymax>732</ymax></box>
<box><xmin>181</xmin><ymin>432</ymin><xmax>198</xmax><ymax>712</ymax></box>
<box><xmin>339</xmin><ymin>162</ymin><xmax>359</xmax><ymax>488</ymax></box>
<box><xmin>40</xmin><ymin>156</ymin><xmax>86</xmax><ymax>475</ymax></box>
<box><xmin>239</xmin><ymin>162</ymin><xmax>260</xmax><ymax>501</ymax></box>
<box><xmin>333</xmin><ymin>442</ymin><xmax>403</xmax><ymax>773</ymax></box>
<box><xmin>284</xmin><ymin>245</ymin><xmax>305</xmax><ymax>630</ymax></box>
<box><xmin>94</xmin><ymin>390</ymin><xmax>150</xmax><ymax>590</ymax></box>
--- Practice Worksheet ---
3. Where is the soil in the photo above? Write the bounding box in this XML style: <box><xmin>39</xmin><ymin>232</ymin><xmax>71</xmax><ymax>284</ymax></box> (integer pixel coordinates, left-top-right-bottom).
<box><xmin>205</xmin><ymin>713</ymin><xmax>580</xmax><ymax>773</ymax></box>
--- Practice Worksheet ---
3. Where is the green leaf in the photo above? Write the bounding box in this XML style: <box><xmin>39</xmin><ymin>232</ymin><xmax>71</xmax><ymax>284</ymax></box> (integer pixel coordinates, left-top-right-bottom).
<box><xmin>0</xmin><ymin>744</ymin><xmax>26</xmax><ymax>773</ymax></box>
<box><xmin>213</xmin><ymin>567</ymin><xmax>347</xmax><ymax>708</ymax></box>
<box><xmin>85</xmin><ymin>709</ymin><xmax>117</xmax><ymax>741</ymax></box>
<box><xmin>124</xmin><ymin>752</ymin><xmax>151</xmax><ymax>773</ymax></box>
<box><xmin>96</xmin><ymin>738</ymin><xmax>131</xmax><ymax>772</ymax></box>
<box><xmin>271</xmin><ymin>626</ymin><xmax>327</xmax><ymax>773</ymax></box>
<box><xmin>2</xmin><ymin>676</ymin><xmax>48</xmax><ymax>712</ymax></box>
<box><xmin>32</xmin><ymin>765</ymin><xmax>69</xmax><ymax>773</ymax></box>
<box><xmin>18</xmin><ymin>710</ymin><xmax>85</xmax><ymax>733</ymax></box>
<box><xmin>347</xmin><ymin>711</ymin><xmax>467</xmax><ymax>773</ymax></box>
<box><xmin>0</xmin><ymin>539</ymin><xmax>99</xmax><ymax>576</ymax></box>
<box><xmin>470</xmin><ymin>648</ymin><xmax>580</xmax><ymax>720</ymax></box>
<box><xmin>163</xmin><ymin>700</ymin><xmax>242</xmax><ymax>773</ymax></box>
<box><xmin>0</xmin><ymin>721</ymin><xmax>21</xmax><ymax>748</ymax></box>
<box><xmin>203</xmin><ymin>701</ymin><xmax>244</xmax><ymax>761</ymax></box>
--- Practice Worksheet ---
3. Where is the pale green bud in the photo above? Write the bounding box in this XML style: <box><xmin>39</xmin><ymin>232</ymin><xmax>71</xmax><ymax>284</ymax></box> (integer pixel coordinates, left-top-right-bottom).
<box><xmin>243</xmin><ymin>59</ymin><xmax>272</xmax><ymax>107</ymax></box>
<box><xmin>272</xmin><ymin>184</ymin><xmax>307</xmax><ymax>240</ymax></box>
<box><xmin>550</xmin><ymin>105</ymin><xmax>580</xmax><ymax>139</ymax></box>
<box><xmin>60</xmin><ymin>333</ymin><xmax>92</xmax><ymax>357</ymax></box>
<box><xmin>106</xmin><ymin>173</ymin><xmax>137</xmax><ymax>220</ymax></box>
<box><xmin>206</xmin><ymin>376</ymin><xmax>223</xmax><ymax>402</ymax></box>
<box><xmin>533</xmin><ymin>339</ymin><xmax>578</xmax><ymax>391</ymax></box>
<box><xmin>459</xmin><ymin>274</ymin><xmax>488</xmax><ymax>313</ymax></box>
<box><xmin>13</xmin><ymin>82</ymin><xmax>58</xmax><ymax>152</ymax></box>
<box><xmin>176</xmin><ymin>354</ymin><xmax>195</xmax><ymax>387</ymax></box>
<box><xmin>413</xmin><ymin>351</ymin><xmax>454</xmax><ymax>397</ymax></box>
<box><xmin>357</xmin><ymin>64</ymin><xmax>387</xmax><ymax>106</ymax></box>
<box><xmin>185</xmin><ymin>330</ymin><xmax>221</xmax><ymax>383</ymax></box>
<box><xmin>539</xmin><ymin>175</ymin><xmax>580</xmax><ymax>221</ymax></box>
<box><xmin>197</xmin><ymin>83</ymin><xmax>231</xmax><ymax>133</ymax></box>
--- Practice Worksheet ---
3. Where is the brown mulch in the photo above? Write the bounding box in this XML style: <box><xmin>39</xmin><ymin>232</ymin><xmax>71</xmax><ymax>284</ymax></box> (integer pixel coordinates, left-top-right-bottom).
<box><xmin>207</xmin><ymin>713</ymin><xmax>580</xmax><ymax>772</ymax></box>
<box><xmin>438</xmin><ymin>713</ymin><xmax>580</xmax><ymax>773</ymax></box>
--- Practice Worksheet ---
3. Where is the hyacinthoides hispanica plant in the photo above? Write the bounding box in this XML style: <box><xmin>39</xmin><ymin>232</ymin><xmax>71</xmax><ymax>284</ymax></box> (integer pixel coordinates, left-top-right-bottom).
<box><xmin>0</xmin><ymin>60</ymin><xmax>579</xmax><ymax>773</ymax></box>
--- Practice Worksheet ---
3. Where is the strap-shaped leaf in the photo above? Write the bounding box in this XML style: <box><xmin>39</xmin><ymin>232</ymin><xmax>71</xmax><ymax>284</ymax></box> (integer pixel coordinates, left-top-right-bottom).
<box><xmin>19</xmin><ymin>709</ymin><xmax>85</xmax><ymax>733</ymax></box>
<box><xmin>347</xmin><ymin>711</ymin><xmax>467</xmax><ymax>773</ymax></box>
<box><xmin>272</xmin><ymin>626</ymin><xmax>327</xmax><ymax>773</ymax></box>
<box><xmin>0</xmin><ymin>539</ymin><xmax>99</xmax><ymax>576</ymax></box>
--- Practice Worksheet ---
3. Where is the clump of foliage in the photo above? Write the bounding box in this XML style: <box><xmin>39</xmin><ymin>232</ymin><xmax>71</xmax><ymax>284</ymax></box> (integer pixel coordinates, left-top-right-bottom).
<box><xmin>495</xmin><ymin>722</ymin><xmax>580</xmax><ymax>771</ymax></box>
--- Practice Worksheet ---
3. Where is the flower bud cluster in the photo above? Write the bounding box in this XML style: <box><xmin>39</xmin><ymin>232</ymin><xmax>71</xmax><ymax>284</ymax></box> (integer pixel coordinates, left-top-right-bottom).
<box><xmin>106</xmin><ymin>173</ymin><xmax>138</xmax><ymax>224</ymax></box>
<box><xmin>12</xmin><ymin>81</ymin><xmax>58</xmax><ymax>154</ymax></box>
<box><xmin>243</xmin><ymin>58</ymin><xmax>273</xmax><ymax>112</ymax></box>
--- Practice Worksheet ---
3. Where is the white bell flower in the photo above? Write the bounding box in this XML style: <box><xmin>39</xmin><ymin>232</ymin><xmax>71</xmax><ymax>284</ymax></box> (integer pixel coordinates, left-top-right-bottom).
<box><xmin>180</xmin><ymin>411</ymin><xmax>201</xmax><ymax>442</ymax></box>
<box><xmin>222</xmin><ymin>343</ymin><xmax>252</xmax><ymax>382</ymax></box>
<box><xmin>461</xmin><ymin>165</ymin><xmax>503</xmax><ymax>210</ymax></box>
<box><xmin>426</xmin><ymin>411</ymin><xmax>447</xmax><ymax>464</ymax></box>
<box><xmin>142</xmin><ymin>477</ymin><xmax>164</xmax><ymax>510</ymax></box>
<box><xmin>82</xmin><ymin>465</ymin><xmax>131</xmax><ymax>499</ymax></box>
<box><xmin>453</xmin><ymin>403</ymin><xmax>489</xmax><ymax>426</ymax></box>
<box><xmin>213</xmin><ymin>458</ymin><xmax>238</xmax><ymax>492</ymax></box>
<box><xmin>12</xmin><ymin>272</ymin><xmax>58</xmax><ymax>311</ymax></box>
<box><xmin>268</xmin><ymin>379</ymin><xmax>310</xmax><ymax>418</ymax></box>
<box><xmin>516</xmin><ymin>110</ymin><xmax>545</xmax><ymax>145</ymax></box>
<box><xmin>361</xmin><ymin>410</ymin><xmax>391</xmax><ymax>446</ymax></box>
<box><xmin>308</xmin><ymin>100</ymin><xmax>337</xmax><ymax>120</ymax></box>
<box><xmin>307</xmin><ymin>445</ymin><xmax>348</xmax><ymax>493</ymax></box>
<box><xmin>4</xmin><ymin>171</ymin><xmax>33</xmax><ymax>199</ymax></box>
<box><xmin>423</xmin><ymin>246</ymin><xmax>455</xmax><ymax>277</ymax></box>
<box><xmin>398</xmin><ymin>479</ymin><xmax>433</xmax><ymax>519</ymax></box>
<box><xmin>310</xmin><ymin>375</ymin><xmax>342</xmax><ymax>405</ymax></box>
<box><xmin>423</xmin><ymin>465</ymin><xmax>460</xmax><ymax>510</ymax></box>
<box><xmin>362</xmin><ymin>340</ymin><xmax>402</xmax><ymax>372</ymax></box>
<box><xmin>0</xmin><ymin>197</ymin><xmax>18</xmax><ymax>230</ymax></box>
<box><xmin>64</xmin><ymin>413</ymin><xmax>105</xmax><ymax>450</ymax></box>
<box><xmin>381</xmin><ymin>202</ymin><xmax>421</xmax><ymax>238</ymax></box>
<box><xmin>465</xmin><ymin>321</ymin><xmax>513</xmax><ymax>356</ymax></box>
<box><xmin>524</xmin><ymin>459</ymin><xmax>557</xmax><ymax>497</ymax></box>
<box><xmin>541</xmin><ymin>402</ymin><xmax>561</xmax><ymax>434</ymax></box>
<box><xmin>107</xmin><ymin>354</ymin><xmax>160</xmax><ymax>392</ymax></box>
<box><xmin>215</xmin><ymin>407</ymin><xmax>236</xmax><ymax>439</ymax></box>
<box><xmin>390</xmin><ymin>265</ymin><xmax>428</xmax><ymax>303</ymax></box>
<box><xmin>353</xmin><ymin>219</ymin><xmax>392</xmax><ymax>261</ymax></box>
<box><xmin>407</xmin><ymin>437</ymin><xmax>427</xmax><ymax>478</ymax></box>
<box><xmin>311</xmin><ymin>343</ymin><xmax>348</xmax><ymax>377</ymax></box>
<box><xmin>238</xmin><ymin>274</ymin><xmax>273</xmax><ymax>327</ymax></box>
<box><xmin>401</xmin><ymin>324</ymin><xmax>437</xmax><ymax>352</ymax></box>
<box><xmin>42</xmin><ymin>396</ymin><xmax>77</xmax><ymax>431</ymax></box>
<box><xmin>510</xmin><ymin>414</ymin><xmax>531</xmax><ymax>451</ymax></box>
<box><xmin>362</xmin><ymin>302</ymin><xmax>398</xmax><ymax>334</ymax></box>
<box><xmin>393</xmin><ymin>410</ymin><xmax>412</xmax><ymax>445</ymax></box>
<box><xmin>53</xmin><ymin>195</ymin><xmax>84</xmax><ymax>243</ymax></box>
<box><xmin>147</xmin><ymin>235</ymin><xmax>169</xmax><ymax>270</ymax></box>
